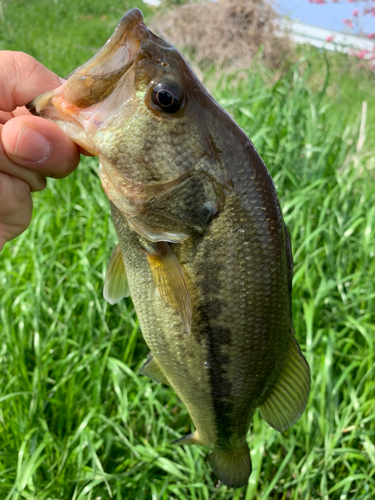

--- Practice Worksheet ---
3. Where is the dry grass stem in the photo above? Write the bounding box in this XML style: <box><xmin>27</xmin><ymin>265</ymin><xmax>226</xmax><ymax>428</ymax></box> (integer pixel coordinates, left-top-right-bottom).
<box><xmin>152</xmin><ymin>0</ymin><xmax>291</xmax><ymax>71</ymax></box>
<box><xmin>357</xmin><ymin>100</ymin><xmax>367</xmax><ymax>154</ymax></box>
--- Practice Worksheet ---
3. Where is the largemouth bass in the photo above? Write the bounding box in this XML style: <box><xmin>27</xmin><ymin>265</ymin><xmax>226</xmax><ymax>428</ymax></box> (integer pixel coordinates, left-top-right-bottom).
<box><xmin>28</xmin><ymin>8</ymin><xmax>310</xmax><ymax>488</ymax></box>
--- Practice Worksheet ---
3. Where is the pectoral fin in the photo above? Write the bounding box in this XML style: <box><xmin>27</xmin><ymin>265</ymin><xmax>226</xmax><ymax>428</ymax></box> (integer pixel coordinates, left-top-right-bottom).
<box><xmin>103</xmin><ymin>244</ymin><xmax>130</xmax><ymax>304</ymax></box>
<box><xmin>259</xmin><ymin>333</ymin><xmax>310</xmax><ymax>432</ymax></box>
<box><xmin>139</xmin><ymin>355</ymin><xmax>169</xmax><ymax>385</ymax></box>
<box><xmin>146</xmin><ymin>241</ymin><xmax>192</xmax><ymax>334</ymax></box>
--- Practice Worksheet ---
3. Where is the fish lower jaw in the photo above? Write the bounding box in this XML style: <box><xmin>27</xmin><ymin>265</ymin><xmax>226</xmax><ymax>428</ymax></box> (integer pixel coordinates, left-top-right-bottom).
<box><xmin>98</xmin><ymin>163</ymin><xmax>146</xmax><ymax>216</ymax></box>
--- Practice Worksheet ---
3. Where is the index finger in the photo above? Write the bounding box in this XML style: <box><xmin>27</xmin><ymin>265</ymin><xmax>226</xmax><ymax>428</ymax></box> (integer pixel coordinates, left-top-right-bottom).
<box><xmin>0</xmin><ymin>51</ymin><xmax>62</xmax><ymax>112</ymax></box>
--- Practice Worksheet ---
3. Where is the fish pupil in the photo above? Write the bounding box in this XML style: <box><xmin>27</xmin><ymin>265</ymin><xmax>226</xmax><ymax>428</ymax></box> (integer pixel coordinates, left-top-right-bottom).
<box><xmin>152</xmin><ymin>81</ymin><xmax>183</xmax><ymax>113</ymax></box>
<box><xmin>157</xmin><ymin>89</ymin><xmax>174</xmax><ymax>107</ymax></box>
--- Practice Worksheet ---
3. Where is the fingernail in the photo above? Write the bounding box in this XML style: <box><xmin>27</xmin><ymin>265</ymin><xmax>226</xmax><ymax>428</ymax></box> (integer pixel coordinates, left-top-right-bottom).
<box><xmin>12</xmin><ymin>126</ymin><xmax>52</xmax><ymax>162</ymax></box>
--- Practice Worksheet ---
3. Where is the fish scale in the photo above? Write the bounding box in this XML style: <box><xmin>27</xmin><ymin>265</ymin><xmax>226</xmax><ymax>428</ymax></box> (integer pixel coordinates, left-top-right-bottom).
<box><xmin>27</xmin><ymin>7</ymin><xmax>310</xmax><ymax>488</ymax></box>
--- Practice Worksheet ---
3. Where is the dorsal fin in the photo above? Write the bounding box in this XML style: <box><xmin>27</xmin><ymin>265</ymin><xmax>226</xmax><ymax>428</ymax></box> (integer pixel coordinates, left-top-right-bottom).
<box><xmin>259</xmin><ymin>333</ymin><xmax>310</xmax><ymax>432</ymax></box>
<box><xmin>103</xmin><ymin>244</ymin><xmax>130</xmax><ymax>304</ymax></box>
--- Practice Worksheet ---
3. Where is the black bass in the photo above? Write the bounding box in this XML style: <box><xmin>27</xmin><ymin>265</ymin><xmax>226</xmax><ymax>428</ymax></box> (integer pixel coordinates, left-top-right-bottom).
<box><xmin>28</xmin><ymin>8</ymin><xmax>310</xmax><ymax>488</ymax></box>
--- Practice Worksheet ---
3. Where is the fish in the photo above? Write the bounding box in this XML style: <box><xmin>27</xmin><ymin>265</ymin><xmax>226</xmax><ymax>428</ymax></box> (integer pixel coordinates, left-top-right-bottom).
<box><xmin>27</xmin><ymin>8</ymin><xmax>310</xmax><ymax>488</ymax></box>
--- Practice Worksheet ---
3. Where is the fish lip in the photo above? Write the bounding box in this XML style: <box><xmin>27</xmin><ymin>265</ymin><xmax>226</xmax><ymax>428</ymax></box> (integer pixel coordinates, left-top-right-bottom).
<box><xmin>27</xmin><ymin>8</ymin><xmax>147</xmax><ymax>115</ymax></box>
<box><xmin>70</xmin><ymin>8</ymin><xmax>146</xmax><ymax>76</ymax></box>
<box><xmin>27</xmin><ymin>8</ymin><xmax>178</xmax><ymax>116</ymax></box>
<box><xmin>25</xmin><ymin>8</ymin><xmax>180</xmax><ymax>158</ymax></box>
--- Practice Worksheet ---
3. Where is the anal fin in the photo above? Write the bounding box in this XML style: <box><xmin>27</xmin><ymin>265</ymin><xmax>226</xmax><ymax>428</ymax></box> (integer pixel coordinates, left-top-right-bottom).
<box><xmin>139</xmin><ymin>355</ymin><xmax>169</xmax><ymax>385</ymax></box>
<box><xmin>259</xmin><ymin>333</ymin><xmax>310</xmax><ymax>432</ymax></box>
<box><xmin>171</xmin><ymin>431</ymin><xmax>200</xmax><ymax>446</ymax></box>
<box><xmin>103</xmin><ymin>244</ymin><xmax>130</xmax><ymax>304</ymax></box>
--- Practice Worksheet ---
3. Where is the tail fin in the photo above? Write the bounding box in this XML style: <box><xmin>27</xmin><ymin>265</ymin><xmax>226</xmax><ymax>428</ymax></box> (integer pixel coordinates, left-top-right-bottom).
<box><xmin>208</xmin><ymin>443</ymin><xmax>251</xmax><ymax>488</ymax></box>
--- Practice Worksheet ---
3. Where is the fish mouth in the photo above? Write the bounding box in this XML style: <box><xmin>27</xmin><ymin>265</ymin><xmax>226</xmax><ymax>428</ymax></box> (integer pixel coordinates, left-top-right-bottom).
<box><xmin>26</xmin><ymin>8</ymin><xmax>147</xmax><ymax>145</ymax></box>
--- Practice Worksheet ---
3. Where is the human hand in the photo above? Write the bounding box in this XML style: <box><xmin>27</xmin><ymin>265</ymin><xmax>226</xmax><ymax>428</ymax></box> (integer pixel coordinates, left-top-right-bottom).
<box><xmin>0</xmin><ymin>51</ymin><xmax>83</xmax><ymax>251</ymax></box>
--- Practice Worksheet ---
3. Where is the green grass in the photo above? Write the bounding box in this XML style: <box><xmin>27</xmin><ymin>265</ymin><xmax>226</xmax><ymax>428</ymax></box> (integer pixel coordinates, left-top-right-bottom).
<box><xmin>1</xmin><ymin>1</ymin><xmax>375</xmax><ymax>498</ymax></box>
<box><xmin>0</xmin><ymin>0</ymin><xmax>153</xmax><ymax>76</ymax></box>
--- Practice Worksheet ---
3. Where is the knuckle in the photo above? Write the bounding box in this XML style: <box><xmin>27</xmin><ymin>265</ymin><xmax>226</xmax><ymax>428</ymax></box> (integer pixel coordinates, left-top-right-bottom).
<box><xmin>0</xmin><ymin>172</ymin><xmax>30</xmax><ymax>214</ymax></box>
<box><xmin>30</xmin><ymin>173</ymin><xmax>47</xmax><ymax>192</ymax></box>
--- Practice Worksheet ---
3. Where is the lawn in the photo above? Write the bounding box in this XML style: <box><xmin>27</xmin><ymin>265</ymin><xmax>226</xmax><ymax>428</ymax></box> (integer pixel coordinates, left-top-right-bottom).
<box><xmin>1</xmin><ymin>1</ymin><xmax>375</xmax><ymax>499</ymax></box>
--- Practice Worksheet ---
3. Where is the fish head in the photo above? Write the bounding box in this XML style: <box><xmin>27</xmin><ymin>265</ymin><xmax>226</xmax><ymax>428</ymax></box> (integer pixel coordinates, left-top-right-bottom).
<box><xmin>28</xmin><ymin>8</ymin><xmax>219</xmax><ymax>204</ymax></box>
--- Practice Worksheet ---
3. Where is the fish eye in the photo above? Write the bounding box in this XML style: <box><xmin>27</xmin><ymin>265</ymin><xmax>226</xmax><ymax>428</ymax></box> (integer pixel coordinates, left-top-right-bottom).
<box><xmin>151</xmin><ymin>81</ymin><xmax>184</xmax><ymax>113</ymax></box>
